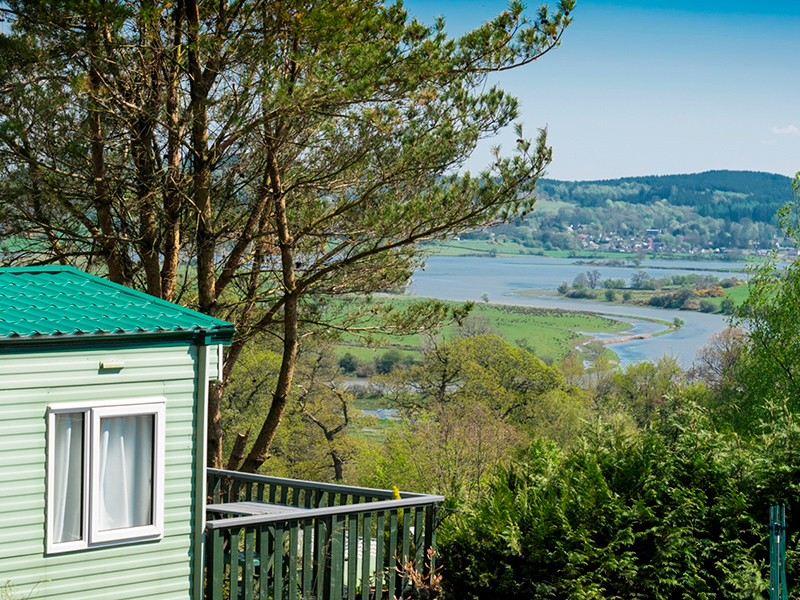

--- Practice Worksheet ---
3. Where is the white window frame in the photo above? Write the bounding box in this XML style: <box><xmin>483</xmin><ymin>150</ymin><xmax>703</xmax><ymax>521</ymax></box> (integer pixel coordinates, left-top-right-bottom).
<box><xmin>46</xmin><ymin>398</ymin><xmax>166</xmax><ymax>554</ymax></box>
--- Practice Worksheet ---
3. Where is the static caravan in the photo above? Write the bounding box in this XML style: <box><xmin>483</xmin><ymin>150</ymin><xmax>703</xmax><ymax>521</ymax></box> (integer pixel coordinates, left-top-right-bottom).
<box><xmin>0</xmin><ymin>266</ymin><xmax>234</xmax><ymax>600</ymax></box>
<box><xmin>0</xmin><ymin>266</ymin><xmax>444</xmax><ymax>600</ymax></box>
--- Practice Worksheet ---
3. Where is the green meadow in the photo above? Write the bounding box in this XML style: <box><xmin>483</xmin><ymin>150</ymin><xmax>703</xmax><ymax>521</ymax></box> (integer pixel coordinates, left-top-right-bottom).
<box><xmin>336</xmin><ymin>298</ymin><xmax>631</xmax><ymax>366</ymax></box>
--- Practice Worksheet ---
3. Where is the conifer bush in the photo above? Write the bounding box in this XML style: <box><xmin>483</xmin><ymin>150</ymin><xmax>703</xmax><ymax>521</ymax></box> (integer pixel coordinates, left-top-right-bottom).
<box><xmin>439</xmin><ymin>399</ymin><xmax>798</xmax><ymax>599</ymax></box>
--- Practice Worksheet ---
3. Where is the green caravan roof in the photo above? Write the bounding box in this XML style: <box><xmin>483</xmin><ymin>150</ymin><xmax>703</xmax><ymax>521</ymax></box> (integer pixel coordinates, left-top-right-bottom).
<box><xmin>0</xmin><ymin>266</ymin><xmax>235</xmax><ymax>345</ymax></box>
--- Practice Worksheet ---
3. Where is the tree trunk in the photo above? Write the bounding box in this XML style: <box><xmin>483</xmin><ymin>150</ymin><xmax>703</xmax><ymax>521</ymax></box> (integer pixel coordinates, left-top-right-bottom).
<box><xmin>241</xmin><ymin>156</ymin><xmax>298</xmax><ymax>472</ymax></box>
<box><xmin>87</xmin><ymin>25</ymin><xmax>128</xmax><ymax>286</ymax></box>
<box><xmin>207</xmin><ymin>380</ymin><xmax>224</xmax><ymax>469</ymax></box>
<box><xmin>185</xmin><ymin>0</ymin><xmax>216</xmax><ymax>315</ymax></box>
<box><xmin>330</xmin><ymin>448</ymin><xmax>345</xmax><ymax>483</ymax></box>
<box><xmin>185</xmin><ymin>0</ymin><xmax>224</xmax><ymax>466</ymax></box>
<box><xmin>160</xmin><ymin>2</ymin><xmax>183</xmax><ymax>303</ymax></box>
<box><xmin>225</xmin><ymin>431</ymin><xmax>249</xmax><ymax>472</ymax></box>
<box><xmin>240</xmin><ymin>290</ymin><xmax>299</xmax><ymax>473</ymax></box>
<box><xmin>133</xmin><ymin>114</ymin><xmax>162</xmax><ymax>297</ymax></box>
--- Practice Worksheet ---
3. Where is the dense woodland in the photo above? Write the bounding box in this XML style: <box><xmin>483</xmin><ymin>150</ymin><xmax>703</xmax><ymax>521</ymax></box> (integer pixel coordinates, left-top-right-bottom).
<box><xmin>542</xmin><ymin>171</ymin><xmax>791</xmax><ymax>220</ymax></box>
<box><xmin>479</xmin><ymin>171</ymin><xmax>794</xmax><ymax>252</ymax></box>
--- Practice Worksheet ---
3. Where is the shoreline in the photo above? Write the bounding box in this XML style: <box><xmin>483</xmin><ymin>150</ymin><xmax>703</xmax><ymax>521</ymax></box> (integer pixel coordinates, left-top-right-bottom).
<box><xmin>599</xmin><ymin>331</ymin><xmax>656</xmax><ymax>345</ymax></box>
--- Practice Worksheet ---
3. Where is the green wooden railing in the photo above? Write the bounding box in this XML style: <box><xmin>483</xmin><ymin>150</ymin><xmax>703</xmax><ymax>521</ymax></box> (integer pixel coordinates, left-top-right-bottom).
<box><xmin>205</xmin><ymin>469</ymin><xmax>444</xmax><ymax>600</ymax></box>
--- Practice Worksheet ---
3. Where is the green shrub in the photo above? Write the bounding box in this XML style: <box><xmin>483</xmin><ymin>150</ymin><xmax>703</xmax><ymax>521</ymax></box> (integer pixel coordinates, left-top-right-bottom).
<box><xmin>438</xmin><ymin>400</ymin><xmax>792</xmax><ymax>600</ymax></box>
<box><xmin>700</xmin><ymin>299</ymin><xmax>717</xmax><ymax>312</ymax></box>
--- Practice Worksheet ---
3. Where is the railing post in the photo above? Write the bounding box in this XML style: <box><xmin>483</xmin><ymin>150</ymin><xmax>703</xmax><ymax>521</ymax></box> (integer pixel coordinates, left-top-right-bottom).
<box><xmin>269</xmin><ymin>482</ymin><xmax>277</xmax><ymax>503</ymax></box>
<box><xmin>231</xmin><ymin>478</ymin><xmax>243</xmax><ymax>503</ymax></box>
<box><xmin>280</xmin><ymin>484</ymin><xmax>290</xmax><ymax>505</ymax></box>
<box><xmin>273</xmin><ymin>523</ymin><xmax>285</xmax><ymax>600</ymax></box>
<box><xmin>424</xmin><ymin>504</ymin><xmax>437</xmax><ymax>581</ymax></box>
<box><xmin>229</xmin><ymin>528</ymin><xmax>240</xmax><ymax>600</ymax></box>
<box><xmin>374</xmin><ymin>511</ymin><xmax>385</xmax><ymax>599</ymax></box>
<box><xmin>329</xmin><ymin>513</ymin><xmax>346</xmax><ymax>600</ymax></box>
<box><xmin>414</xmin><ymin>508</ymin><xmax>424</xmax><ymax>574</ymax></box>
<box><xmin>401</xmin><ymin>508</ymin><xmax>411</xmax><ymax>593</ymax></box>
<box><xmin>347</xmin><ymin>513</ymin><xmax>358</xmax><ymax>600</ymax></box>
<box><xmin>243</xmin><ymin>526</ymin><xmax>255</xmax><ymax>600</ymax></box>
<box><xmin>205</xmin><ymin>527</ymin><xmax>225</xmax><ymax>600</ymax></box>
<box><xmin>360</xmin><ymin>513</ymin><xmax>372</xmax><ymax>600</ymax></box>
<box><xmin>770</xmin><ymin>504</ymin><xmax>788</xmax><ymax>600</ymax></box>
<box><xmin>288</xmin><ymin>522</ymin><xmax>299</xmax><ymax>600</ymax></box>
<box><xmin>208</xmin><ymin>471</ymin><xmax>220</xmax><ymax>503</ymax></box>
<box><xmin>259</xmin><ymin>522</ymin><xmax>269</xmax><ymax>600</ymax></box>
<box><xmin>388</xmin><ymin>510</ymin><xmax>398</xmax><ymax>600</ymax></box>
<box><xmin>302</xmin><ymin>515</ymin><xmax>314</xmax><ymax>595</ymax></box>
<box><xmin>316</xmin><ymin>516</ymin><xmax>330</xmax><ymax>600</ymax></box>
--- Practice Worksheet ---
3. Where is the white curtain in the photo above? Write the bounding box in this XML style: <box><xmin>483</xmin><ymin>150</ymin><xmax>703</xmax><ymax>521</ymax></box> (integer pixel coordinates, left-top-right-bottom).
<box><xmin>52</xmin><ymin>413</ymin><xmax>84</xmax><ymax>543</ymax></box>
<box><xmin>98</xmin><ymin>415</ymin><xmax>154</xmax><ymax>531</ymax></box>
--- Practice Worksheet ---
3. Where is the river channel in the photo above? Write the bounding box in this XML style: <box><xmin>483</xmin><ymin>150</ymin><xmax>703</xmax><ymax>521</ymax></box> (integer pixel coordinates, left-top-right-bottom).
<box><xmin>406</xmin><ymin>255</ymin><xmax>744</xmax><ymax>368</ymax></box>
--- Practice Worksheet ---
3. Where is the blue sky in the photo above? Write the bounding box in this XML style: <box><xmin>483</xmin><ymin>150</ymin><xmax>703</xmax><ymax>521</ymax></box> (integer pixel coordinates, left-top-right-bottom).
<box><xmin>403</xmin><ymin>1</ymin><xmax>800</xmax><ymax>181</ymax></box>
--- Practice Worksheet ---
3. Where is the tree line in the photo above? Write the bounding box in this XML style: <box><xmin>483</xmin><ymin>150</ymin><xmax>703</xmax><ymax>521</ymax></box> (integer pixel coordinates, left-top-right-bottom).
<box><xmin>558</xmin><ymin>269</ymin><xmax>741</xmax><ymax>313</ymax></box>
<box><xmin>541</xmin><ymin>170</ymin><xmax>791</xmax><ymax>222</ymax></box>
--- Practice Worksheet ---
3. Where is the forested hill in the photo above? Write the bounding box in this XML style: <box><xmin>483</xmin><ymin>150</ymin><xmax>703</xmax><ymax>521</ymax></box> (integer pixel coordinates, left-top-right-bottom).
<box><xmin>537</xmin><ymin>170</ymin><xmax>792</xmax><ymax>223</ymax></box>
<box><xmin>477</xmin><ymin>170</ymin><xmax>796</xmax><ymax>252</ymax></box>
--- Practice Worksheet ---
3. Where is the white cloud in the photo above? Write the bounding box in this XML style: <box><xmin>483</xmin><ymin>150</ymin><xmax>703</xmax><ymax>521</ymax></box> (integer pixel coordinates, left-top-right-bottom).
<box><xmin>771</xmin><ymin>125</ymin><xmax>799</xmax><ymax>135</ymax></box>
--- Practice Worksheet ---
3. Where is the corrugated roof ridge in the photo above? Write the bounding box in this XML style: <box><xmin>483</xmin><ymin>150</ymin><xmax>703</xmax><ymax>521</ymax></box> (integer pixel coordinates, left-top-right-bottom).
<box><xmin>0</xmin><ymin>266</ymin><xmax>235</xmax><ymax>342</ymax></box>
<box><xmin>63</xmin><ymin>268</ymin><xmax>233</xmax><ymax>330</ymax></box>
<box><xmin>0</xmin><ymin>266</ymin><xmax>232</xmax><ymax>330</ymax></box>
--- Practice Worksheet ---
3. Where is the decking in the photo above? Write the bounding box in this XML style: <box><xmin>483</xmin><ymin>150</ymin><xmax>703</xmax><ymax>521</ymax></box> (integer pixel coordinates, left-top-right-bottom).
<box><xmin>205</xmin><ymin>469</ymin><xmax>444</xmax><ymax>600</ymax></box>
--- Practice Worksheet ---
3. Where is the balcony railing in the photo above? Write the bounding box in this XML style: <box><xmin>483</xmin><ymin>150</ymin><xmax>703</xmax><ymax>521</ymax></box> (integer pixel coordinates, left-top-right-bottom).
<box><xmin>205</xmin><ymin>468</ymin><xmax>444</xmax><ymax>600</ymax></box>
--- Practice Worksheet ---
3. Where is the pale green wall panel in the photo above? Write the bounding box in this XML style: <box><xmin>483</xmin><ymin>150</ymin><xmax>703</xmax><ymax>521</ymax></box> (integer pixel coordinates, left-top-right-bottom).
<box><xmin>0</xmin><ymin>342</ymin><xmax>205</xmax><ymax>600</ymax></box>
<box><xmin>0</xmin><ymin>471</ymin><xmax>43</xmax><ymax>486</ymax></box>
<box><xmin>4</xmin><ymin>539</ymin><xmax>193</xmax><ymax>599</ymax></box>
<box><xmin>1</xmin><ymin>480</ymin><xmax>45</xmax><ymax>498</ymax></box>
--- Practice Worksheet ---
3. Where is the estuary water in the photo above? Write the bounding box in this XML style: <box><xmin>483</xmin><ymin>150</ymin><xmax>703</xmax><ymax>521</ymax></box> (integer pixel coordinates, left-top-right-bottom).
<box><xmin>406</xmin><ymin>255</ymin><xmax>740</xmax><ymax>368</ymax></box>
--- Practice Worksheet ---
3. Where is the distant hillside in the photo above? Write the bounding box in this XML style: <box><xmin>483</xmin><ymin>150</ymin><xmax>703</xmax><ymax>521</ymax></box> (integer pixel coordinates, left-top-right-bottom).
<box><xmin>470</xmin><ymin>170</ymin><xmax>795</xmax><ymax>253</ymax></box>
<box><xmin>537</xmin><ymin>170</ymin><xmax>792</xmax><ymax>224</ymax></box>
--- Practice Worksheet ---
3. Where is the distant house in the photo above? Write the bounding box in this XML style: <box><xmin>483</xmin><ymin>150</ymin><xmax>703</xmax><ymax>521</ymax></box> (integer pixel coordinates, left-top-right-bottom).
<box><xmin>0</xmin><ymin>266</ymin><xmax>234</xmax><ymax>600</ymax></box>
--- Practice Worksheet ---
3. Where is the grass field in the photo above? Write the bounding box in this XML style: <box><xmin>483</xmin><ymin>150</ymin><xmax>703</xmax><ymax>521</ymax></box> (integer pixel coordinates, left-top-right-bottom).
<box><xmin>528</xmin><ymin>198</ymin><xmax>575</xmax><ymax>214</ymax></box>
<box><xmin>335</xmin><ymin>297</ymin><xmax>632</xmax><ymax>368</ymax></box>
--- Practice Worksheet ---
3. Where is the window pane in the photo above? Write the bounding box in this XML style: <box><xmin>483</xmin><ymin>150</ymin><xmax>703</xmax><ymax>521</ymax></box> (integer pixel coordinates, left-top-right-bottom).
<box><xmin>53</xmin><ymin>413</ymin><xmax>84</xmax><ymax>543</ymax></box>
<box><xmin>97</xmin><ymin>415</ymin><xmax>154</xmax><ymax>531</ymax></box>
